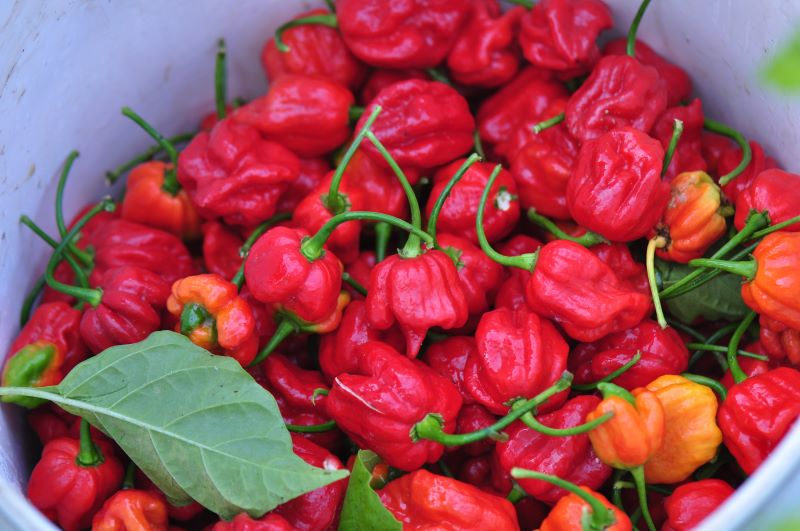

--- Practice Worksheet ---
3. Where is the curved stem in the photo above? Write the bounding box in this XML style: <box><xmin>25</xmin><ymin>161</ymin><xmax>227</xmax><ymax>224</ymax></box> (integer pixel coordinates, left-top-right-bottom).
<box><xmin>54</xmin><ymin>151</ymin><xmax>94</xmax><ymax>268</ymax></box>
<box><xmin>526</xmin><ymin>209</ymin><xmax>607</xmax><ymax>247</ymax></box>
<box><xmin>627</xmin><ymin>0</ymin><xmax>652</xmax><ymax>57</ymax></box>
<box><xmin>661</xmin><ymin>119</ymin><xmax>684</xmax><ymax>176</ymax></box>
<box><xmin>122</xmin><ymin>461</ymin><xmax>136</xmax><ymax>489</ymax></box>
<box><xmin>20</xmin><ymin>215</ymin><xmax>90</xmax><ymax>291</ymax></box>
<box><xmin>286</xmin><ymin>420</ymin><xmax>337</xmax><ymax>433</ymax></box>
<box><xmin>473</xmin><ymin>130</ymin><xmax>486</xmax><ymax>160</ymax></box>
<box><xmin>76</xmin><ymin>419</ymin><xmax>103</xmax><ymax>467</ymax></box>
<box><xmin>681</xmin><ymin>373</ymin><xmax>728</xmax><ymax>401</ymax></box>
<box><xmin>572</xmin><ymin>352</ymin><xmax>642</xmax><ymax>391</ymax></box>
<box><xmin>752</xmin><ymin>214</ymin><xmax>800</xmax><ymax>239</ymax></box>
<box><xmin>275</xmin><ymin>14</ymin><xmax>338</xmax><ymax>53</ymax></box>
<box><xmin>121</xmin><ymin>107</ymin><xmax>180</xmax><ymax>195</ymax></box>
<box><xmin>342</xmin><ymin>273</ymin><xmax>367</xmax><ymax>296</ymax></box>
<box><xmin>19</xmin><ymin>275</ymin><xmax>46</xmax><ymax>327</ymax></box>
<box><xmin>704</xmin><ymin>118</ymin><xmax>751</xmax><ymax>186</ymax></box>
<box><xmin>425</xmin><ymin>68</ymin><xmax>451</xmax><ymax>86</ymax></box>
<box><xmin>520</xmin><ymin>411</ymin><xmax>613</xmax><ymax>436</ymax></box>
<box><xmin>688</xmin><ymin>258</ymin><xmax>757</xmax><ymax>279</ymax></box>
<box><xmin>666</xmin><ymin>319</ymin><xmax>706</xmax><ymax>342</ymax></box>
<box><xmin>477</xmin><ymin>165</ymin><xmax>538</xmax><ymax>271</ymax></box>
<box><xmin>532</xmin><ymin>113</ymin><xmax>565</xmax><ymax>134</ymax></box>
<box><xmin>215</xmin><ymin>39</ymin><xmax>227</xmax><ymax>120</ymax></box>
<box><xmin>597</xmin><ymin>382</ymin><xmax>636</xmax><ymax>406</ymax></box>
<box><xmin>427</xmin><ymin>153</ymin><xmax>481</xmax><ymax>245</ymax></box>
<box><xmin>249</xmin><ymin>320</ymin><xmax>298</xmax><ymax>367</ymax></box>
<box><xmin>688</xmin><ymin>322</ymin><xmax>739</xmax><ymax>368</ymax></box>
<box><xmin>231</xmin><ymin>212</ymin><xmax>292</xmax><ymax>290</ymax></box>
<box><xmin>647</xmin><ymin>237</ymin><xmax>668</xmax><ymax>328</ymax></box>
<box><xmin>612</xmin><ymin>470</ymin><xmax>626</xmax><ymax>510</ymax></box>
<box><xmin>106</xmin><ymin>132</ymin><xmax>195</xmax><ymax>184</ymax></box>
<box><xmin>686</xmin><ymin>343</ymin><xmax>767</xmax><ymax>361</ymax></box>
<box><xmin>728</xmin><ymin>312</ymin><xmax>757</xmax><ymax>384</ymax></box>
<box><xmin>631</xmin><ymin>465</ymin><xmax>657</xmax><ymax>531</ymax></box>
<box><xmin>374</xmin><ymin>222</ymin><xmax>391</xmax><ymax>262</ymax></box>
<box><xmin>506</xmin><ymin>483</ymin><xmax>526</xmax><ymax>504</ymax></box>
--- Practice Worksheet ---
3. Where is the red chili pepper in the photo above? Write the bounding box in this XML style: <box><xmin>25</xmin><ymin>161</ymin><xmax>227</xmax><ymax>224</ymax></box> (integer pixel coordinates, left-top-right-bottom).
<box><xmin>721</xmin><ymin>353</ymin><xmax>771</xmax><ymax>390</ymax></box>
<box><xmin>519</xmin><ymin>0</ymin><xmax>612</xmax><ymax>76</ymax></box>
<box><xmin>211</xmin><ymin>513</ymin><xmax>296</xmax><ymax>531</ymax></box>
<box><xmin>378</xmin><ymin>469</ymin><xmax>520</xmax><ymax>531</ymax></box>
<box><xmin>718</xmin><ymin>140</ymin><xmax>778</xmax><ymax>203</ymax></box>
<box><xmin>457</xmin><ymin>454</ymin><xmax>502</xmax><ymax>494</ymax></box>
<box><xmin>239</xmin><ymin>286</ymin><xmax>279</xmax><ymax>351</ymax></box>
<box><xmin>277</xmin><ymin>157</ymin><xmax>330</xmax><ymax>214</ymax></box>
<box><xmin>359</xmin><ymin>68</ymin><xmax>428</xmax><ymax>105</ymax></box>
<box><xmin>464</xmin><ymin>306</ymin><xmax>569</xmax><ymax>414</ymax></box>
<box><xmin>177</xmin><ymin>117</ymin><xmax>300</xmax><ymax>226</ymax></box>
<box><xmin>134</xmin><ymin>471</ymin><xmax>205</xmax><ymax>522</ymax></box>
<box><xmin>357</xmin><ymin>80</ymin><xmax>475</xmax><ymax>176</ymax></box>
<box><xmin>495</xmin><ymin>396</ymin><xmax>611</xmax><ymax>503</ymax></box>
<box><xmin>422</xmin><ymin>336</ymin><xmax>477</xmax><ymax>405</ymax></box>
<box><xmin>590</xmin><ymin>243</ymin><xmax>650</xmax><ymax>296</ymax></box>
<box><xmin>92</xmin><ymin>489</ymin><xmax>169</xmax><ymax>531</ymax></box>
<box><xmin>27</xmin><ymin>405</ymin><xmax>75</xmax><ymax>444</ymax></box>
<box><xmin>343</xmin><ymin>251</ymin><xmax>376</xmax><ymax>300</ymax></box>
<box><xmin>456</xmin><ymin>404</ymin><xmax>499</xmax><ymax>457</ymax></box>
<box><xmin>201</xmin><ymin>221</ymin><xmax>244</xmax><ymax>280</ymax></box>
<box><xmin>525</xmin><ymin>240</ymin><xmax>652</xmax><ymax>342</ymax></box>
<box><xmin>325</xmin><ymin>340</ymin><xmax>462</xmax><ymax>470</ymax></box>
<box><xmin>702</xmin><ymin>131</ymin><xmax>734</xmax><ymax>176</ymax></box>
<box><xmin>760</xmin><ymin>316</ymin><xmax>800</xmax><ymax>366</ymax></box>
<box><xmin>365</xmin><ymin>249</ymin><xmax>469</xmax><ymax>358</ymax></box>
<box><xmin>337</xmin><ymin>0</ymin><xmax>471</xmax><ymax>68</ymax></box>
<box><xmin>570</xmin><ymin>320</ymin><xmax>689</xmax><ymax>390</ymax></box>
<box><xmin>652</xmin><ymin>99</ymin><xmax>707</xmax><ymax>179</ymax></box>
<box><xmin>236</xmin><ymin>75</ymin><xmax>355</xmax><ymax>158</ymax></box>
<box><xmin>662</xmin><ymin>479</ymin><xmax>734</xmax><ymax>531</ymax></box>
<box><xmin>447</xmin><ymin>0</ymin><xmax>524</xmax><ymax>88</ymax></box>
<box><xmin>735</xmin><ymin>169</ymin><xmax>800</xmax><ymax>232</ymax></box>
<box><xmin>539</xmin><ymin>485</ymin><xmax>631</xmax><ymax>531</ymax></box>
<box><xmin>565</xmin><ymin>55</ymin><xmax>668</xmax><ymax>143</ymax></box>
<box><xmin>718</xmin><ymin>367</ymin><xmax>800</xmax><ymax>474</ymax></box>
<box><xmin>494</xmin><ymin>235</ymin><xmax>543</xmax><ymax>310</ymax></box>
<box><xmin>567</xmin><ymin>127</ymin><xmax>669</xmax><ymax>242</ymax></box>
<box><xmin>339</xmin><ymin>148</ymin><xmax>407</xmax><ymax>219</ymax></box>
<box><xmin>261</xmin><ymin>9</ymin><xmax>366</xmax><ymax>90</ymax></box>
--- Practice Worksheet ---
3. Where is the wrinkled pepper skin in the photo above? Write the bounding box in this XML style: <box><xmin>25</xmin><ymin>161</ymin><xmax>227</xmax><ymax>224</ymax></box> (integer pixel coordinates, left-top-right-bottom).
<box><xmin>662</xmin><ymin>480</ymin><xmax>734</xmax><ymax>531</ymax></box>
<box><xmin>27</xmin><ymin>405</ymin><xmax>75</xmax><ymax>444</ymax></box>
<box><xmin>519</xmin><ymin>0</ymin><xmax>612</xmax><ymax>76</ymax></box>
<box><xmin>718</xmin><ymin>140</ymin><xmax>778</xmax><ymax>203</ymax></box>
<box><xmin>365</xmin><ymin>249</ymin><xmax>469</xmax><ymax>358</ymax></box>
<box><xmin>496</xmin><ymin>396</ymin><xmax>611</xmax><ymax>504</ymax></box>
<box><xmin>336</xmin><ymin>0</ymin><xmax>470</xmax><ymax>69</ymax></box>
<box><xmin>92</xmin><ymin>489</ymin><xmax>169</xmax><ymax>531</ymax></box>
<box><xmin>236</xmin><ymin>75</ymin><xmax>355</xmax><ymax>158</ymax></box>
<box><xmin>652</xmin><ymin>99</ymin><xmax>707</xmax><ymax>180</ymax></box>
<box><xmin>427</xmin><ymin>160</ymin><xmax>520</xmax><ymax>245</ymax></box>
<box><xmin>80</xmin><ymin>266</ymin><xmax>171</xmax><ymax>354</ymax></box>
<box><xmin>587</xmin><ymin>389</ymin><xmax>665</xmax><ymax>469</ymax></box>
<box><xmin>494</xmin><ymin>235</ymin><xmax>543</xmax><ymax>310</ymax></box>
<box><xmin>325</xmin><ymin>341</ymin><xmax>462</xmax><ymax>471</ymax></box>
<box><xmin>422</xmin><ymin>336</ymin><xmax>477</xmax><ymax>405</ymax></box>
<box><xmin>643</xmin><ymin>375</ymin><xmax>722</xmax><ymax>483</ymax></box>
<box><xmin>568</xmin><ymin>127</ymin><xmax>669</xmax><ymax>242</ymax></box>
<box><xmin>760</xmin><ymin>316</ymin><xmax>800</xmax><ymax>366</ymax></box>
<box><xmin>656</xmin><ymin>171</ymin><xmax>730</xmax><ymax>263</ymax></box>
<box><xmin>358</xmin><ymin>80</ymin><xmax>475</xmax><ymax>176</ymax></box>
<box><xmin>565</xmin><ymin>55</ymin><xmax>668</xmax><ymax>143</ymax></box>
<box><xmin>211</xmin><ymin>513</ymin><xmax>296</xmax><ymax>531</ymax></box>
<box><xmin>540</xmin><ymin>487</ymin><xmax>631</xmax><ymax>531</ymax></box>
<box><xmin>277</xmin><ymin>157</ymin><xmax>330</xmax><ymax>214</ymax></box>
<box><xmin>438</xmin><ymin>234</ymin><xmax>505</xmax><ymax>320</ymax></box>
<box><xmin>120</xmin><ymin>160</ymin><xmax>201</xmax><ymax>240</ymax></box>
<box><xmin>590</xmin><ymin>243</ymin><xmax>650</xmax><ymax>296</ymax></box>
<box><xmin>447</xmin><ymin>0</ymin><xmax>524</xmax><ymax>88</ymax></box>
<box><xmin>261</xmin><ymin>9</ymin><xmax>366</xmax><ymax>90</ymax></box>
<box><xmin>201</xmin><ymin>221</ymin><xmax>244</xmax><ymax>280</ymax></box>
<box><xmin>741</xmin><ymin>232</ymin><xmax>800</xmax><ymax>329</ymax></box>
<box><xmin>27</xmin><ymin>438</ymin><xmax>124</xmax><ymax>531</ymax></box>
<box><xmin>178</xmin><ymin>118</ymin><xmax>300</xmax><ymax>226</ymax></box>
<box><xmin>569</xmin><ymin>320</ymin><xmax>689</xmax><ymax>390</ymax></box>
<box><xmin>525</xmin><ymin>240</ymin><xmax>652</xmax><ymax>342</ymax></box>
<box><xmin>735</xmin><ymin>169</ymin><xmax>800</xmax><ymax>232</ymax></box>
<box><xmin>166</xmin><ymin>274</ymin><xmax>258</xmax><ymax>366</ymax></box>
<box><xmin>244</xmin><ymin>226</ymin><xmax>342</xmax><ymax>325</ymax></box>
<box><xmin>358</xmin><ymin>68</ymin><xmax>429</xmax><ymax>105</ymax></box>
<box><xmin>378</xmin><ymin>469</ymin><xmax>520</xmax><ymax>531</ymax></box>
<box><xmin>339</xmin><ymin>148</ymin><xmax>407</xmax><ymax>219</ymax></box>
<box><xmin>456</xmin><ymin>404</ymin><xmax>498</xmax><ymax>457</ymax></box>
<box><xmin>464</xmin><ymin>306</ymin><xmax>569</xmax><ymax>415</ymax></box>
<box><xmin>718</xmin><ymin>367</ymin><xmax>800</xmax><ymax>474</ymax></box>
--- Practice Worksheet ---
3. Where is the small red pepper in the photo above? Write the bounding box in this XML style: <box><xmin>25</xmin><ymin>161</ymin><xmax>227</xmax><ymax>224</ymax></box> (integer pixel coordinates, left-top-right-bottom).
<box><xmin>201</xmin><ymin>222</ymin><xmax>244</xmax><ymax>280</ymax></box>
<box><xmin>277</xmin><ymin>157</ymin><xmax>330</xmax><ymax>214</ymax></box>
<box><xmin>358</xmin><ymin>68</ymin><xmax>428</xmax><ymax>105</ymax></box>
<box><xmin>652</xmin><ymin>99</ymin><xmax>707</xmax><ymax>179</ymax></box>
<box><xmin>343</xmin><ymin>251</ymin><xmax>376</xmax><ymax>300</ymax></box>
<box><xmin>539</xmin><ymin>485</ymin><xmax>631</xmax><ymax>531</ymax></box>
<box><xmin>92</xmin><ymin>489</ymin><xmax>169</xmax><ymax>531</ymax></box>
<box><xmin>493</xmin><ymin>235</ymin><xmax>543</xmax><ymax>310</ymax></box>
<box><xmin>211</xmin><ymin>513</ymin><xmax>296</xmax><ymax>530</ymax></box>
<box><xmin>760</xmin><ymin>316</ymin><xmax>800</xmax><ymax>366</ymax></box>
<box><xmin>325</xmin><ymin>340</ymin><xmax>462</xmax><ymax>471</ymax></box>
<box><xmin>339</xmin><ymin>148</ymin><xmax>407</xmax><ymax>219</ymax></box>
<box><xmin>568</xmin><ymin>127</ymin><xmax>669</xmax><ymax>242</ymax></box>
<box><xmin>456</xmin><ymin>404</ymin><xmax>499</xmax><ymax>457</ymax></box>
<box><xmin>662</xmin><ymin>479</ymin><xmax>734</xmax><ymax>531</ymax></box>
<box><xmin>718</xmin><ymin>140</ymin><xmax>778</xmax><ymax>203</ymax></box>
<box><xmin>735</xmin><ymin>169</ymin><xmax>800</xmax><ymax>232</ymax></box>
<box><xmin>337</xmin><ymin>0</ymin><xmax>471</xmax><ymax>68</ymax></box>
<box><xmin>27</xmin><ymin>405</ymin><xmax>75</xmax><ymax>444</ymax></box>
<box><xmin>702</xmin><ymin>131</ymin><xmax>734</xmax><ymax>175</ymax></box>
<box><xmin>422</xmin><ymin>335</ymin><xmax>477</xmax><ymax>405</ymax></box>
<box><xmin>590</xmin><ymin>243</ymin><xmax>650</xmax><ymax>296</ymax></box>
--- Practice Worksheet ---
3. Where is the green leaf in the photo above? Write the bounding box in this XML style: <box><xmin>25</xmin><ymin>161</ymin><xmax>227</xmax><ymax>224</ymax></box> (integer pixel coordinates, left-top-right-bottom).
<box><xmin>762</xmin><ymin>30</ymin><xmax>800</xmax><ymax>92</ymax></box>
<box><xmin>656</xmin><ymin>259</ymin><xmax>749</xmax><ymax>324</ymax></box>
<box><xmin>0</xmin><ymin>331</ymin><xmax>347</xmax><ymax>519</ymax></box>
<box><xmin>339</xmin><ymin>451</ymin><xmax>401</xmax><ymax>531</ymax></box>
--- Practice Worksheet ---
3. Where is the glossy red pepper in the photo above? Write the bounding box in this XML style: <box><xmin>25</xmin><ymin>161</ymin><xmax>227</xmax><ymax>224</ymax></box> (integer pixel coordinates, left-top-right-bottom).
<box><xmin>337</xmin><ymin>0</ymin><xmax>470</xmax><ymax>68</ymax></box>
<box><xmin>92</xmin><ymin>489</ymin><xmax>169</xmax><ymax>531</ymax></box>
<box><xmin>494</xmin><ymin>235</ymin><xmax>543</xmax><ymax>310</ymax></box>
<box><xmin>540</xmin><ymin>486</ymin><xmax>631</xmax><ymax>531</ymax></box>
<box><xmin>343</xmin><ymin>251</ymin><xmax>376</xmax><ymax>300</ymax></box>
<box><xmin>760</xmin><ymin>316</ymin><xmax>800</xmax><ymax>366</ymax></box>
<box><xmin>525</xmin><ymin>240</ymin><xmax>652</xmax><ymax>342</ymax></box>
<box><xmin>27</xmin><ymin>405</ymin><xmax>75</xmax><ymax>444</ymax></box>
<box><xmin>357</xmin><ymin>80</ymin><xmax>475</xmax><ymax>177</ymax></box>
<box><xmin>718</xmin><ymin>367</ymin><xmax>800</xmax><ymax>474</ymax></box>
<box><xmin>378</xmin><ymin>469</ymin><xmax>520</xmax><ymax>531</ymax></box>
<box><xmin>437</xmin><ymin>234</ymin><xmax>505</xmax><ymax>320</ymax></box>
<box><xmin>718</xmin><ymin>140</ymin><xmax>778</xmax><ymax>203</ymax></box>
<box><xmin>570</xmin><ymin>320</ymin><xmax>689</xmax><ymax>390</ymax></box>
<box><xmin>201</xmin><ymin>221</ymin><xmax>244</xmax><ymax>280</ymax></box>
<box><xmin>652</xmin><ymin>99</ymin><xmax>707</xmax><ymax>180</ymax></box>
<box><xmin>702</xmin><ymin>131</ymin><xmax>733</xmax><ymax>176</ymax></box>
<box><xmin>568</xmin><ymin>127</ymin><xmax>669</xmax><ymax>242</ymax></box>
<box><xmin>464</xmin><ymin>306</ymin><xmax>569</xmax><ymax>415</ymax></box>
<box><xmin>261</xmin><ymin>9</ymin><xmax>366</xmax><ymax>90</ymax></box>
<box><xmin>722</xmin><ymin>351</ymin><xmax>772</xmax><ymax>390</ymax></box>
<box><xmin>358</xmin><ymin>68</ymin><xmax>428</xmax><ymax>105</ymax></box>
<box><xmin>277</xmin><ymin>157</ymin><xmax>330</xmax><ymax>214</ymax></box>
<box><xmin>519</xmin><ymin>0</ymin><xmax>612</xmax><ymax>76</ymax></box>
<box><xmin>239</xmin><ymin>286</ymin><xmax>279</xmax><ymax>351</ymax></box>
<box><xmin>338</xmin><ymin>148</ymin><xmax>407</xmax><ymax>219</ymax></box>
<box><xmin>211</xmin><ymin>513</ymin><xmax>296</xmax><ymax>531</ymax></box>
<box><xmin>590</xmin><ymin>243</ymin><xmax>650</xmax><ymax>296</ymax></box>
<box><xmin>325</xmin><ymin>340</ymin><xmax>462</xmax><ymax>470</ymax></box>
<box><xmin>365</xmin><ymin>249</ymin><xmax>469</xmax><ymax>358</ymax></box>
<box><xmin>456</xmin><ymin>404</ymin><xmax>499</xmax><ymax>457</ymax></box>
<box><xmin>177</xmin><ymin>117</ymin><xmax>300</xmax><ymax>226</ymax></box>
<box><xmin>422</xmin><ymin>336</ymin><xmax>477</xmax><ymax>404</ymax></box>
<box><xmin>735</xmin><ymin>169</ymin><xmax>800</xmax><ymax>232</ymax></box>
<box><xmin>236</xmin><ymin>75</ymin><xmax>355</xmax><ymax>158</ymax></box>
<box><xmin>495</xmin><ymin>396</ymin><xmax>611</xmax><ymax>503</ymax></box>
<box><xmin>662</xmin><ymin>479</ymin><xmax>734</xmax><ymax>531</ymax></box>
<box><xmin>447</xmin><ymin>0</ymin><xmax>524</xmax><ymax>87</ymax></box>
<box><xmin>566</xmin><ymin>55</ymin><xmax>668</xmax><ymax>142</ymax></box>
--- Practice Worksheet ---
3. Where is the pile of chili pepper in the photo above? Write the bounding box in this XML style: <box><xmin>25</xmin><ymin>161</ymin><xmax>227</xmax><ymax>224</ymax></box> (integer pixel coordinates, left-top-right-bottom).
<box><xmin>4</xmin><ymin>0</ymin><xmax>800</xmax><ymax>529</ymax></box>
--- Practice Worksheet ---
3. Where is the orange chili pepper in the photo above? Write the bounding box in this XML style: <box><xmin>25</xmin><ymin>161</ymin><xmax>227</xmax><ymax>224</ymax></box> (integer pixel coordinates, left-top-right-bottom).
<box><xmin>92</xmin><ymin>489</ymin><xmax>169</xmax><ymax>531</ymax></box>
<box><xmin>540</xmin><ymin>487</ymin><xmax>631</xmax><ymax>531</ymax></box>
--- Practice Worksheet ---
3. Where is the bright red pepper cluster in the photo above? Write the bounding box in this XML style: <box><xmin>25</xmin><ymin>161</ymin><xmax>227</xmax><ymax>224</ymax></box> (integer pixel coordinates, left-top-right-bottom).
<box><xmin>4</xmin><ymin>1</ymin><xmax>800</xmax><ymax>530</ymax></box>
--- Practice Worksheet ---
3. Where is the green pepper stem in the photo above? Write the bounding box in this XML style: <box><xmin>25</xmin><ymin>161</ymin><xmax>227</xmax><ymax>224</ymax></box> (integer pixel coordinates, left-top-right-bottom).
<box><xmin>121</xmin><ymin>107</ymin><xmax>180</xmax><ymax>195</ymax></box>
<box><xmin>348</xmin><ymin>105</ymin><xmax>365</xmax><ymax>122</ymax></box>
<box><xmin>597</xmin><ymin>382</ymin><xmax>637</xmax><ymax>406</ymax></box>
<box><xmin>505</xmin><ymin>0</ymin><xmax>534</xmax><ymax>8</ymax></box>
<box><xmin>106</xmin><ymin>132</ymin><xmax>195</xmax><ymax>184</ymax></box>
<box><xmin>275</xmin><ymin>14</ymin><xmax>338</xmax><ymax>53</ymax></box>
<box><xmin>425</xmin><ymin>68</ymin><xmax>451</xmax><ymax>85</ymax></box>
<box><xmin>427</xmin><ymin>153</ymin><xmax>481</xmax><ymax>244</ymax></box>
<box><xmin>511</xmin><ymin>468</ymin><xmax>616</xmax><ymax>530</ymax></box>
<box><xmin>752</xmin><ymin>214</ymin><xmax>800</xmax><ymax>239</ymax></box>
<box><xmin>703</xmin><ymin>118</ymin><xmax>752</xmax><ymax>186</ymax></box>
<box><xmin>728</xmin><ymin>312</ymin><xmax>757</xmax><ymax>384</ymax></box>
<box><xmin>661</xmin><ymin>119</ymin><xmax>684</xmax><ymax>176</ymax></box>
<box><xmin>249</xmin><ymin>319</ymin><xmax>298</xmax><ymax>367</ymax></box>
<box><xmin>631</xmin><ymin>465</ymin><xmax>657</xmax><ymax>531</ymax></box>
<box><xmin>374</xmin><ymin>222</ymin><xmax>392</xmax><ymax>262</ymax></box>
<box><xmin>231</xmin><ymin>212</ymin><xmax>292</xmax><ymax>290</ymax></box>
<box><xmin>646</xmin><ymin>237</ymin><xmax>669</xmax><ymax>329</ymax></box>
<box><xmin>342</xmin><ymin>273</ymin><xmax>367</xmax><ymax>296</ymax></box>
<box><xmin>681</xmin><ymin>373</ymin><xmax>728</xmax><ymax>401</ymax></box>
<box><xmin>122</xmin><ymin>462</ymin><xmax>137</xmax><ymax>490</ymax></box>
<box><xmin>666</xmin><ymin>319</ymin><xmax>706</xmax><ymax>342</ymax></box>
<box><xmin>526</xmin><ymin>209</ymin><xmax>607</xmax><ymax>247</ymax></box>
<box><xmin>215</xmin><ymin>39</ymin><xmax>227</xmax><ymax>120</ymax></box>
<box><xmin>532</xmin><ymin>113</ymin><xmax>565</xmax><ymax>134</ymax></box>
<box><xmin>286</xmin><ymin>420</ymin><xmax>337</xmax><ymax>433</ymax></box>
<box><xmin>687</xmin><ymin>322</ymin><xmax>740</xmax><ymax>368</ymax></box>
<box><xmin>686</xmin><ymin>343</ymin><xmax>767</xmax><ymax>361</ymax></box>
<box><xmin>477</xmin><ymin>165</ymin><xmax>538</xmax><ymax>271</ymax></box>
<box><xmin>627</xmin><ymin>0</ymin><xmax>652</xmax><ymax>57</ymax></box>
<box><xmin>572</xmin><ymin>352</ymin><xmax>642</xmax><ymax>391</ymax></box>
<box><xmin>473</xmin><ymin>130</ymin><xmax>486</xmax><ymax>160</ymax></box>
<box><xmin>76</xmin><ymin>419</ymin><xmax>104</xmax><ymax>467</ymax></box>
<box><xmin>19</xmin><ymin>275</ymin><xmax>47</xmax><ymax>327</ymax></box>
<box><xmin>54</xmin><ymin>151</ymin><xmax>94</xmax><ymax>268</ymax></box>
<box><xmin>324</xmin><ymin>0</ymin><xmax>336</xmax><ymax>11</ymax></box>
<box><xmin>506</xmin><ymin>483</ymin><xmax>526</xmax><ymax>504</ymax></box>
<box><xmin>520</xmin><ymin>410</ymin><xmax>613</xmax><ymax>436</ymax></box>
<box><xmin>20</xmin><ymin>215</ymin><xmax>91</xmax><ymax>293</ymax></box>
<box><xmin>688</xmin><ymin>258</ymin><xmax>757</xmax><ymax>279</ymax></box>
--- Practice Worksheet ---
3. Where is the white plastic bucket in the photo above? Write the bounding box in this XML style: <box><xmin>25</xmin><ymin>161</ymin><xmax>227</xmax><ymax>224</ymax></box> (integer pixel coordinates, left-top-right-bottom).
<box><xmin>1</xmin><ymin>1</ymin><xmax>798</xmax><ymax>529</ymax></box>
